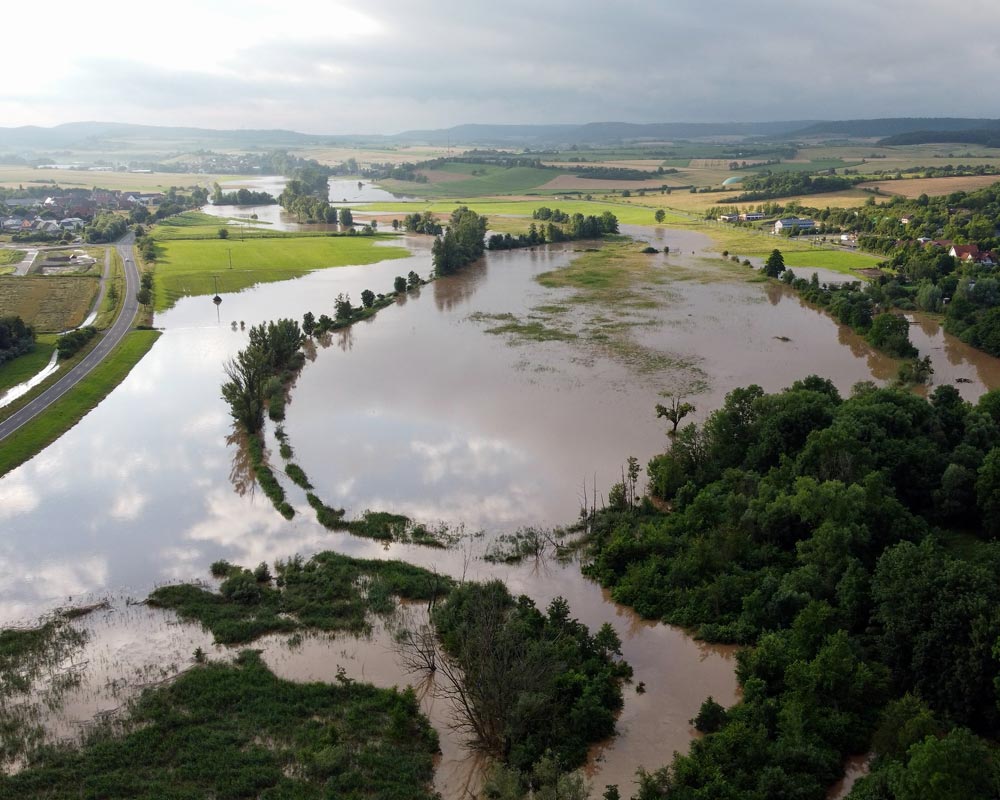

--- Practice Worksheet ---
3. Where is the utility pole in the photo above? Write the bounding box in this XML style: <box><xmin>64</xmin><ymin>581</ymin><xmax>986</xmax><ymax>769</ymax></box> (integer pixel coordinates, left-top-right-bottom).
<box><xmin>228</xmin><ymin>248</ymin><xmax>233</xmax><ymax>269</ymax></box>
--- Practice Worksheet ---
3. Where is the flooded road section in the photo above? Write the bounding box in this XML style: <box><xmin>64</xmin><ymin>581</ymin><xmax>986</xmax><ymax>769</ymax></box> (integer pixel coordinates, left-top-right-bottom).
<box><xmin>1</xmin><ymin>225</ymin><xmax>999</xmax><ymax>796</ymax></box>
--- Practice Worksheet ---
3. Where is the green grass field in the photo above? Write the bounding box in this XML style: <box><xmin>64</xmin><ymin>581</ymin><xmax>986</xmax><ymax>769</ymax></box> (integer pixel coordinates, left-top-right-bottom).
<box><xmin>150</xmin><ymin>211</ymin><xmax>309</xmax><ymax>241</ymax></box>
<box><xmin>154</xmin><ymin>235</ymin><xmax>409</xmax><ymax>311</ymax></box>
<box><xmin>0</xmin><ymin>330</ymin><xmax>161</xmax><ymax>478</ymax></box>
<box><xmin>380</xmin><ymin>164</ymin><xmax>569</xmax><ymax>198</ymax></box>
<box><xmin>0</xmin><ymin>338</ymin><xmax>57</xmax><ymax>397</ymax></box>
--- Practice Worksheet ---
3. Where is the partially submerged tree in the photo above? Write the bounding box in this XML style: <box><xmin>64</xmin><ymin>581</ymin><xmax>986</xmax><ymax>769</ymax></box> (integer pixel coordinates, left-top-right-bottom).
<box><xmin>656</xmin><ymin>396</ymin><xmax>696</xmax><ymax>434</ymax></box>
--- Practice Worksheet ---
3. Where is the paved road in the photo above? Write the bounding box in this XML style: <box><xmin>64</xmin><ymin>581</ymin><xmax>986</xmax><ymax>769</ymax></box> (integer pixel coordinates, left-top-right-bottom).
<box><xmin>0</xmin><ymin>234</ymin><xmax>141</xmax><ymax>444</ymax></box>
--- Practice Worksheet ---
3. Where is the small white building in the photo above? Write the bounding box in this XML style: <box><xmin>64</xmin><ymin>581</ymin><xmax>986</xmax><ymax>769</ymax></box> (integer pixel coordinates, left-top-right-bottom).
<box><xmin>740</xmin><ymin>212</ymin><xmax>765</xmax><ymax>221</ymax></box>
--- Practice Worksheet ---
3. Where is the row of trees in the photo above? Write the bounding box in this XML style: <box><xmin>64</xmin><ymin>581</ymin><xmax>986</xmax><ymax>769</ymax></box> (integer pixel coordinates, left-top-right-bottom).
<box><xmin>765</xmin><ymin>250</ymin><xmax>921</xmax><ymax>363</ymax></box>
<box><xmin>586</xmin><ymin>378</ymin><xmax>1000</xmax><ymax>798</ymax></box>
<box><xmin>488</xmin><ymin>211</ymin><xmax>620</xmax><ymax>252</ymax></box>
<box><xmin>83</xmin><ymin>212</ymin><xmax>129</xmax><ymax>243</ymax></box>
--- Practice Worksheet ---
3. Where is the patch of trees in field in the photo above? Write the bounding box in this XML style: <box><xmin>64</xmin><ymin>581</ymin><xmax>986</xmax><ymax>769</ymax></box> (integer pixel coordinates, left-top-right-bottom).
<box><xmin>488</xmin><ymin>211</ymin><xmax>620</xmax><ymax>251</ymax></box>
<box><xmin>210</xmin><ymin>184</ymin><xmax>276</xmax><ymax>205</ymax></box>
<box><xmin>84</xmin><ymin>212</ymin><xmax>128</xmax><ymax>243</ymax></box>
<box><xmin>726</xmin><ymin>171</ymin><xmax>859</xmax><ymax>202</ymax></box>
<box><xmin>0</xmin><ymin>316</ymin><xmax>34</xmax><ymax>366</ymax></box>
<box><xmin>585</xmin><ymin>378</ymin><xmax>1000</xmax><ymax>799</ymax></box>
<box><xmin>432</xmin><ymin>207</ymin><xmax>487</xmax><ymax>275</ymax></box>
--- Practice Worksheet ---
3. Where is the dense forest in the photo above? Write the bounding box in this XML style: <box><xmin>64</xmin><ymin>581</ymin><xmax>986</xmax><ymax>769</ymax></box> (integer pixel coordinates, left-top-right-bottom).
<box><xmin>584</xmin><ymin>378</ymin><xmax>1000</xmax><ymax>799</ymax></box>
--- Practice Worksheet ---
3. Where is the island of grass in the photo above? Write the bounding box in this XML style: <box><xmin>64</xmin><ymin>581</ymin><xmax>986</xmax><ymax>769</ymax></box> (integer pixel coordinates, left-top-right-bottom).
<box><xmin>148</xmin><ymin>212</ymin><xmax>409</xmax><ymax>311</ymax></box>
<box><xmin>148</xmin><ymin>551</ymin><xmax>454</xmax><ymax>645</ymax></box>
<box><xmin>0</xmin><ymin>649</ymin><xmax>440</xmax><ymax>800</ymax></box>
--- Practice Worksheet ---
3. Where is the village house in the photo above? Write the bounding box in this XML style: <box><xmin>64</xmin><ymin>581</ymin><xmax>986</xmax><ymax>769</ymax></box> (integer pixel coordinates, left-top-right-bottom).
<box><xmin>949</xmin><ymin>244</ymin><xmax>996</xmax><ymax>266</ymax></box>
<box><xmin>740</xmin><ymin>211</ymin><xmax>765</xmax><ymax>222</ymax></box>
<box><xmin>719</xmin><ymin>213</ymin><xmax>740</xmax><ymax>223</ymax></box>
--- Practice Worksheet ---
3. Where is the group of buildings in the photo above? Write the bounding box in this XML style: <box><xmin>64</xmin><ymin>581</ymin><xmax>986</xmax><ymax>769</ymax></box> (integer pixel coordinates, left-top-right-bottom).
<box><xmin>0</xmin><ymin>188</ymin><xmax>165</xmax><ymax>235</ymax></box>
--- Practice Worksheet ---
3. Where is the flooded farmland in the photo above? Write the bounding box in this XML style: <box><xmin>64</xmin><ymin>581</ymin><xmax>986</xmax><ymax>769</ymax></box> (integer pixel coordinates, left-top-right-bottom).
<box><xmin>2</xmin><ymin>222</ymin><xmax>998</xmax><ymax>798</ymax></box>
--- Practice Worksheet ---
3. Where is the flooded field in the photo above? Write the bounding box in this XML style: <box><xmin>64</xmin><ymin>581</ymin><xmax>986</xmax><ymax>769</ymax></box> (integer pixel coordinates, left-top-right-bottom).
<box><xmin>2</xmin><ymin>224</ymin><xmax>998</xmax><ymax>797</ymax></box>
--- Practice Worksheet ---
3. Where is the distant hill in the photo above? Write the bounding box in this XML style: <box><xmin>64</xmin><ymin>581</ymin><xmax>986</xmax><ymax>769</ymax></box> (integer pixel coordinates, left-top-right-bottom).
<box><xmin>390</xmin><ymin>120</ymin><xmax>817</xmax><ymax>146</ymax></box>
<box><xmin>7</xmin><ymin>118</ymin><xmax>1000</xmax><ymax>156</ymax></box>
<box><xmin>0</xmin><ymin>121</ymin><xmax>331</xmax><ymax>152</ymax></box>
<box><xmin>878</xmin><ymin>129</ymin><xmax>1000</xmax><ymax>148</ymax></box>
<box><xmin>789</xmin><ymin>118</ymin><xmax>1000</xmax><ymax>139</ymax></box>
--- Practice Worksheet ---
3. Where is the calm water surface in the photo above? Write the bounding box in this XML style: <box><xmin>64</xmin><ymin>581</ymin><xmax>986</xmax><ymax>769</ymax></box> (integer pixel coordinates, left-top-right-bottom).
<box><xmin>2</xmin><ymin>226</ymin><xmax>998</xmax><ymax>796</ymax></box>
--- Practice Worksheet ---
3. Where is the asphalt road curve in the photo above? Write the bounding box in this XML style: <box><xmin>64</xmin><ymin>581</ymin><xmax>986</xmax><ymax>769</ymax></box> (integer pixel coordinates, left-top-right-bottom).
<box><xmin>0</xmin><ymin>234</ymin><xmax>141</xmax><ymax>444</ymax></box>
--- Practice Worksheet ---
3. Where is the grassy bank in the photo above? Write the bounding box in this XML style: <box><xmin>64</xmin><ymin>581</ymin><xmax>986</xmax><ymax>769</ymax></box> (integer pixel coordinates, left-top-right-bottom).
<box><xmin>153</xmin><ymin>235</ymin><xmax>408</xmax><ymax>311</ymax></box>
<box><xmin>0</xmin><ymin>330</ymin><xmax>160</xmax><ymax>477</ymax></box>
<box><xmin>0</xmin><ymin>650</ymin><xmax>440</xmax><ymax>800</ymax></box>
<box><xmin>0</xmin><ymin>337</ymin><xmax>56</xmax><ymax>397</ymax></box>
<box><xmin>93</xmin><ymin>249</ymin><xmax>125</xmax><ymax>330</ymax></box>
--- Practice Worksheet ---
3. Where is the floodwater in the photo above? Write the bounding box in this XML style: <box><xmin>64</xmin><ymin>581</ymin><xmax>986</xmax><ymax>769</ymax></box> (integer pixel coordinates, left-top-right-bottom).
<box><xmin>205</xmin><ymin>176</ymin><xmax>416</xmax><ymax>232</ymax></box>
<box><xmin>0</xmin><ymin>351</ymin><xmax>59</xmax><ymax>409</ymax></box>
<box><xmin>2</xmin><ymin>225</ymin><xmax>999</xmax><ymax>796</ymax></box>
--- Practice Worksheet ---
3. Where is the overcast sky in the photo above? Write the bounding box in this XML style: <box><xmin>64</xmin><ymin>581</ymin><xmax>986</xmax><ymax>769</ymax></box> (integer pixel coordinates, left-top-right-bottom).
<box><xmin>3</xmin><ymin>0</ymin><xmax>999</xmax><ymax>134</ymax></box>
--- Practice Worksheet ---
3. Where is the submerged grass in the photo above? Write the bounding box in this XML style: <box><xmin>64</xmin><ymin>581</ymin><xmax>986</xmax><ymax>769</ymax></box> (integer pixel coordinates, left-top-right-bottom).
<box><xmin>148</xmin><ymin>551</ymin><xmax>454</xmax><ymax>646</ymax></box>
<box><xmin>0</xmin><ymin>650</ymin><xmax>440</xmax><ymax>800</ymax></box>
<box><xmin>470</xmin><ymin>240</ymin><xmax>710</xmax><ymax>385</ymax></box>
<box><xmin>0</xmin><ymin>615</ymin><xmax>89</xmax><ymax>767</ymax></box>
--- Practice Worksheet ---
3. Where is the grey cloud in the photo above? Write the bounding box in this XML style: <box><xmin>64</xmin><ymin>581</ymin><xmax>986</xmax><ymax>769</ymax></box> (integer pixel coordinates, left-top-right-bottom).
<box><xmin>24</xmin><ymin>0</ymin><xmax>1000</xmax><ymax>132</ymax></box>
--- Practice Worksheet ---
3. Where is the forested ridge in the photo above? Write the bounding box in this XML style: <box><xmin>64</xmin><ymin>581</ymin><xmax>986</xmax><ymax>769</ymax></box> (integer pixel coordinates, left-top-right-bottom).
<box><xmin>585</xmin><ymin>377</ymin><xmax>1000</xmax><ymax>799</ymax></box>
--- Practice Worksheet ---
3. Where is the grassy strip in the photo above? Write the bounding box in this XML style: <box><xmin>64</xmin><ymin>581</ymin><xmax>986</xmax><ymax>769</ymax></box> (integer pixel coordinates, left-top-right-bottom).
<box><xmin>0</xmin><ymin>651</ymin><xmax>439</xmax><ymax>800</ymax></box>
<box><xmin>0</xmin><ymin>250</ymin><xmax>25</xmax><ymax>267</ymax></box>
<box><xmin>0</xmin><ymin>339</ymin><xmax>56</xmax><ymax>396</ymax></box>
<box><xmin>0</xmin><ymin>330</ymin><xmax>160</xmax><ymax>478</ymax></box>
<box><xmin>148</xmin><ymin>552</ymin><xmax>454</xmax><ymax>645</ymax></box>
<box><xmin>304</xmin><ymin>492</ymin><xmax>455</xmax><ymax>548</ymax></box>
<box><xmin>153</xmin><ymin>234</ymin><xmax>408</xmax><ymax>311</ymax></box>
<box><xmin>246</xmin><ymin>434</ymin><xmax>293</xmax><ymax>519</ymax></box>
<box><xmin>93</xmin><ymin>249</ymin><xmax>125</xmax><ymax>330</ymax></box>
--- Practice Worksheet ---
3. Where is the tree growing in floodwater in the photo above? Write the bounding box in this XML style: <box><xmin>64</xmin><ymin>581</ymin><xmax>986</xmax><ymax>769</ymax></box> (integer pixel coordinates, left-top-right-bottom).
<box><xmin>764</xmin><ymin>248</ymin><xmax>785</xmax><ymax>278</ymax></box>
<box><xmin>221</xmin><ymin>344</ymin><xmax>268</xmax><ymax>433</ymax></box>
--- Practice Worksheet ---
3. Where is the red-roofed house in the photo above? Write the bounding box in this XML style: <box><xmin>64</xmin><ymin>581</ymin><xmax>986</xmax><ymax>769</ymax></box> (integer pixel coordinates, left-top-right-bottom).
<box><xmin>949</xmin><ymin>244</ymin><xmax>996</xmax><ymax>265</ymax></box>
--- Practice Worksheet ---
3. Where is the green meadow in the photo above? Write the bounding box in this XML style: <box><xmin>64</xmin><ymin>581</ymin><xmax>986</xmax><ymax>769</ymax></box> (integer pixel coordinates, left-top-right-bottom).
<box><xmin>153</xmin><ymin>235</ymin><xmax>408</xmax><ymax>311</ymax></box>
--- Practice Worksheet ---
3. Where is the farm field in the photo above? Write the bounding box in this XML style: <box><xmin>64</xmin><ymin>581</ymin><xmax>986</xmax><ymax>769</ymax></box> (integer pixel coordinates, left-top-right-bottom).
<box><xmin>152</xmin><ymin>234</ymin><xmax>408</xmax><ymax>311</ymax></box>
<box><xmin>0</xmin><ymin>275</ymin><xmax>99</xmax><ymax>331</ymax></box>
<box><xmin>859</xmin><ymin>174</ymin><xmax>1000</xmax><ymax>197</ymax></box>
<box><xmin>0</xmin><ymin>166</ymin><xmax>256</xmax><ymax>192</ymax></box>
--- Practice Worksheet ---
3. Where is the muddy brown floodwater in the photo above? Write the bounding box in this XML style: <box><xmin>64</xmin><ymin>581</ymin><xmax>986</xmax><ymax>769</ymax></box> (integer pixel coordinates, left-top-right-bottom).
<box><xmin>1</xmin><ymin>224</ymin><xmax>998</xmax><ymax>797</ymax></box>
